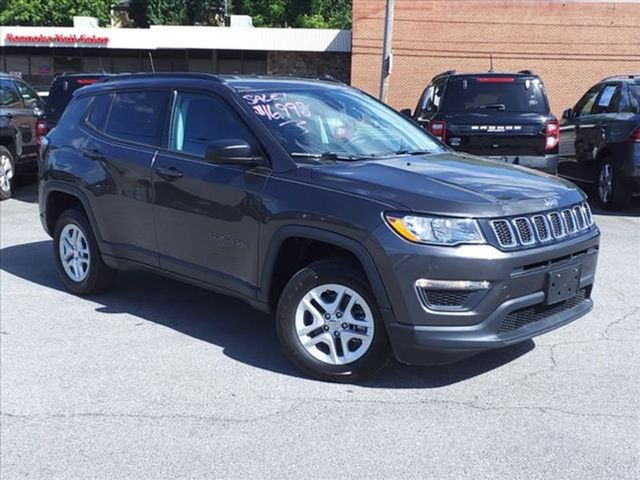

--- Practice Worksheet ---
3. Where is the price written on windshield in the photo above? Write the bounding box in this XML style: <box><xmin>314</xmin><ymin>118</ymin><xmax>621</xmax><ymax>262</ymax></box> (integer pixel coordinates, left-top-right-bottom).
<box><xmin>243</xmin><ymin>93</ymin><xmax>312</xmax><ymax>133</ymax></box>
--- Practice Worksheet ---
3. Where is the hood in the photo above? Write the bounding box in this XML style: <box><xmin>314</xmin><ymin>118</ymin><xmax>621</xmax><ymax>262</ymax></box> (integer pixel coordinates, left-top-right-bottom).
<box><xmin>309</xmin><ymin>152</ymin><xmax>584</xmax><ymax>218</ymax></box>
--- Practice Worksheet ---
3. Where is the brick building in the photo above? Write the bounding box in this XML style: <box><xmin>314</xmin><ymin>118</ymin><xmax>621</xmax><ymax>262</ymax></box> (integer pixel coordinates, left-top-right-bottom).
<box><xmin>352</xmin><ymin>0</ymin><xmax>640</xmax><ymax>115</ymax></box>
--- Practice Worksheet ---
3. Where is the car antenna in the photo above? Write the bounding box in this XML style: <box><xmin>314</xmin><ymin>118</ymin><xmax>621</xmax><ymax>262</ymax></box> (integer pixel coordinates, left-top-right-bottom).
<box><xmin>489</xmin><ymin>54</ymin><xmax>494</xmax><ymax>73</ymax></box>
<box><xmin>148</xmin><ymin>51</ymin><xmax>156</xmax><ymax>73</ymax></box>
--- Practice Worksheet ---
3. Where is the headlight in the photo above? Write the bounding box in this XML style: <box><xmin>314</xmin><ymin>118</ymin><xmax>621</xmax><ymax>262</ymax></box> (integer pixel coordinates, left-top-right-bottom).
<box><xmin>385</xmin><ymin>213</ymin><xmax>485</xmax><ymax>246</ymax></box>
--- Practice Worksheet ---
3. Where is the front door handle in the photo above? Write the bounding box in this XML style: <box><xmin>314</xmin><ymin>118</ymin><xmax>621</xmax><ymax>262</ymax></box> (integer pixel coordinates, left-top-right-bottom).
<box><xmin>82</xmin><ymin>148</ymin><xmax>105</xmax><ymax>161</ymax></box>
<box><xmin>154</xmin><ymin>165</ymin><xmax>183</xmax><ymax>180</ymax></box>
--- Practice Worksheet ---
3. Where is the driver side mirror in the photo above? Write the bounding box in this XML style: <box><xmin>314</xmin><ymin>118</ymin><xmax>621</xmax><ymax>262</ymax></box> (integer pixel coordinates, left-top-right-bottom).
<box><xmin>399</xmin><ymin>108</ymin><xmax>413</xmax><ymax>118</ymax></box>
<box><xmin>205</xmin><ymin>139</ymin><xmax>263</xmax><ymax>166</ymax></box>
<box><xmin>562</xmin><ymin>108</ymin><xmax>574</xmax><ymax>120</ymax></box>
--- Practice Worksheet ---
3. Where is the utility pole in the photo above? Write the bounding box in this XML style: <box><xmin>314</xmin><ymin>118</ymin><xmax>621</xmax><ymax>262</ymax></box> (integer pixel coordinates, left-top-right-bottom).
<box><xmin>379</xmin><ymin>0</ymin><xmax>394</xmax><ymax>102</ymax></box>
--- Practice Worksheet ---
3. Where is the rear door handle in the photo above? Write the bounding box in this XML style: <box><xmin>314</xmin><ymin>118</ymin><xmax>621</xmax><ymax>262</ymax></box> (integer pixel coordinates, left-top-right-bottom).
<box><xmin>154</xmin><ymin>165</ymin><xmax>183</xmax><ymax>180</ymax></box>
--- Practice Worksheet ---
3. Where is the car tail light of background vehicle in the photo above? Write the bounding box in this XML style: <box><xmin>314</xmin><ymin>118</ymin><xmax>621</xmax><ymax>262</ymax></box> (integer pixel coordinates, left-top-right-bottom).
<box><xmin>428</xmin><ymin>120</ymin><xmax>447</xmax><ymax>143</ymax></box>
<box><xmin>35</xmin><ymin>119</ymin><xmax>48</xmax><ymax>146</ymax></box>
<box><xmin>626</xmin><ymin>126</ymin><xmax>640</xmax><ymax>142</ymax></box>
<box><xmin>475</xmin><ymin>77</ymin><xmax>516</xmax><ymax>83</ymax></box>
<box><xmin>545</xmin><ymin>120</ymin><xmax>560</xmax><ymax>151</ymax></box>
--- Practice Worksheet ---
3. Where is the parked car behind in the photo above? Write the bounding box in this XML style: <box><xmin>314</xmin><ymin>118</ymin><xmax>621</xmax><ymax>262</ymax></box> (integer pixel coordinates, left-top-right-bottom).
<box><xmin>39</xmin><ymin>73</ymin><xmax>599</xmax><ymax>382</ymax></box>
<box><xmin>405</xmin><ymin>70</ymin><xmax>560</xmax><ymax>174</ymax></box>
<box><xmin>558</xmin><ymin>75</ymin><xmax>640</xmax><ymax>210</ymax></box>
<box><xmin>43</xmin><ymin>73</ymin><xmax>110</xmax><ymax>132</ymax></box>
<box><xmin>0</xmin><ymin>73</ymin><xmax>46</xmax><ymax>200</ymax></box>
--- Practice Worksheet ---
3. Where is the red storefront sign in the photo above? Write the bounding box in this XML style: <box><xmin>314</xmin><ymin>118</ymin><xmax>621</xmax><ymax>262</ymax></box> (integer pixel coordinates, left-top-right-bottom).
<box><xmin>4</xmin><ymin>33</ymin><xmax>109</xmax><ymax>46</ymax></box>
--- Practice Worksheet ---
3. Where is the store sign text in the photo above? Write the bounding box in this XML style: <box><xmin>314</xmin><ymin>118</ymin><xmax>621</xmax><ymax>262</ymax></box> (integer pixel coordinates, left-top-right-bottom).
<box><xmin>4</xmin><ymin>33</ymin><xmax>109</xmax><ymax>46</ymax></box>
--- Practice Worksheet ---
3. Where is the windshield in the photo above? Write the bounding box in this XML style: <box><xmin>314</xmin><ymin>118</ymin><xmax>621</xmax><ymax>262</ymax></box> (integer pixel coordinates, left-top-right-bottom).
<box><xmin>440</xmin><ymin>77</ymin><xmax>547</xmax><ymax>114</ymax></box>
<box><xmin>241</xmin><ymin>87</ymin><xmax>446</xmax><ymax>161</ymax></box>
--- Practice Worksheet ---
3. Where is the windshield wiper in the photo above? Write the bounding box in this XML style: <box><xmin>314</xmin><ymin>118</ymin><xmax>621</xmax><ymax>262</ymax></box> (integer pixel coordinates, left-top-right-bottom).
<box><xmin>290</xmin><ymin>152</ymin><xmax>367</xmax><ymax>162</ymax></box>
<box><xmin>391</xmin><ymin>149</ymin><xmax>434</xmax><ymax>156</ymax></box>
<box><xmin>479</xmin><ymin>103</ymin><xmax>506</xmax><ymax>111</ymax></box>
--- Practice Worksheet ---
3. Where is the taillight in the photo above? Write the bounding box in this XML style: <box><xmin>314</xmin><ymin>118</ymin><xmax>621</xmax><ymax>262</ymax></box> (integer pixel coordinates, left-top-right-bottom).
<box><xmin>36</xmin><ymin>119</ymin><xmax>48</xmax><ymax>146</ymax></box>
<box><xmin>626</xmin><ymin>126</ymin><xmax>640</xmax><ymax>142</ymax></box>
<box><xmin>428</xmin><ymin>120</ymin><xmax>447</xmax><ymax>143</ymax></box>
<box><xmin>545</xmin><ymin>120</ymin><xmax>559</xmax><ymax>151</ymax></box>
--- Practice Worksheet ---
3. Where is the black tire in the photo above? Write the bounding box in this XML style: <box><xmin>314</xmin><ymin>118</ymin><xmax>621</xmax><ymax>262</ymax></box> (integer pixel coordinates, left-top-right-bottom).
<box><xmin>596</xmin><ymin>157</ymin><xmax>632</xmax><ymax>211</ymax></box>
<box><xmin>0</xmin><ymin>146</ymin><xmax>15</xmax><ymax>201</ymax></box>
<box><xmin>53</xmin><ymin>208</ymin><xmax>116</xmax><ymax>295</ymax></box>
<box><xmin>276</xmin><ymin>259</ymin><xmax>390</xmax><ymax>382</ymax></box>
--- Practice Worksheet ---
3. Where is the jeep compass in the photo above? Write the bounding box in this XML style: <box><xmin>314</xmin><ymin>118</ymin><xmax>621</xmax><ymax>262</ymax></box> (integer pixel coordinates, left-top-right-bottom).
<box><xmin>39</xmin><ymin>74</ymin><xmax>599</xmax><ymax>382</ymax></box>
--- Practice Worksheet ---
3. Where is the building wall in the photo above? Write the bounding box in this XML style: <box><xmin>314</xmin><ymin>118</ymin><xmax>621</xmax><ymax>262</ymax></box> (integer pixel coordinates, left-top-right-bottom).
<box><xmin>267</xmin><ymin>52</ymin><xmax>351</xmax><ymax>83</ymax></box>
<box><xmin>352</xmin><ymin>0</ymin><xmax>640</xmax><ymax>115</ymax></box>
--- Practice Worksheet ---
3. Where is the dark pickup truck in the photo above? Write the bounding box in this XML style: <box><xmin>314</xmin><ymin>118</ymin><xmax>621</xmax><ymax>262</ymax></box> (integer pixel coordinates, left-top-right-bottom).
<box><xmin>406</xmin><ymin>70</ymin><xmax>560</xmax><ymax>174</ymax></box>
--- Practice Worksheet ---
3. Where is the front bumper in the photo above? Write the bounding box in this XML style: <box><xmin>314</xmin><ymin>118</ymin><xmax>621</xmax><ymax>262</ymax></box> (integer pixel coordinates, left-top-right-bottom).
<box><xmin>365</xmin><ymin>225</ymin><xmax>600</xmax><ymax>365</ymax></box>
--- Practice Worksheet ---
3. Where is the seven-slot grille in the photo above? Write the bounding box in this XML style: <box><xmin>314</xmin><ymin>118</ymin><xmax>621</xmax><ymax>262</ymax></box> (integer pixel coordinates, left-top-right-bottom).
<box><xmin>490</xmin><ymin>202</ymin><xmax>594</xmax><ymax>249</ymax></box>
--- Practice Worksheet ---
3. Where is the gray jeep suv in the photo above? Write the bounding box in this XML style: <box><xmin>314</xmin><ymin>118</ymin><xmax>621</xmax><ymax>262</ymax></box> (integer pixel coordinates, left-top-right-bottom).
<box><xmin>39</xmin><ymin>74</ymin><xmax>600</xmax><ymax>382</ymax></box>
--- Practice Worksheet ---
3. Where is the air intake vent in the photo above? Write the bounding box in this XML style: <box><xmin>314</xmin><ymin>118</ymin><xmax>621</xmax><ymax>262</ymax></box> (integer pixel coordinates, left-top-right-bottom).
<box><xmin>532</xmin><ymin>215</ymin><xmax>551</xmax><ymax>242</ymax></box>
<box><xmin>513</xmin><ymin>218</ymin><xmax>535</xmax><ymax>245</ymax></box>
<box><xmin>562</xmin><ymin>209</ymin><xmax>577</xmax><ymax>233</ymax></box>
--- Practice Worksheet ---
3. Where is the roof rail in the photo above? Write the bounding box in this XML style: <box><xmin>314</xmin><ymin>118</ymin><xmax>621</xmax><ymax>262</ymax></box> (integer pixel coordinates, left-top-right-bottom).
<box><xmin>517</xmin><ymin>69</ymin><xmax>534</xmax><ymax>75</ymax></box>
<box><xmin>96</xmin><ymin>72</ymin><xmax>224</xmax><ymax>83</ymax></box>
<box><xmin>431</xmin><ymin>70</ymin><xmax>456</xmax><ymax>81</ymax></box>
<box><xmin>600</xmin><ymin>74</ymin><xmax>639</xmax><ymax>82</ymax></box>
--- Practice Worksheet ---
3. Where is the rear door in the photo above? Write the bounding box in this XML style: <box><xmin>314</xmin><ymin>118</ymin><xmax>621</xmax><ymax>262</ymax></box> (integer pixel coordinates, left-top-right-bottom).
<box><xmin>436</xmin><ymin>76</ymin><xmax>550</xmax><ymax>159</ymax></box>
<box><xmin>85</xmin><ymin>89</ymin><xmax>170</xmax><ymax>266</ymax></box>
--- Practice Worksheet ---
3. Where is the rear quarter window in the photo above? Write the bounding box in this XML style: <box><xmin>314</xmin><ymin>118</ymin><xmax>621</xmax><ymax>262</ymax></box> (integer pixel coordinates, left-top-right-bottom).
<box><xmin>105</xmin><ymin>91</ymin><xmax>169</xmax><ymax>147</ymax></box>
<box><xmin>441</xmin><ymin>77</ymin><xmax>548</xmax><ymax>114</ymax></box>
<box><xmin>86</xmin><ymin>94</ymin><xmax>113</xmax><ymax>131</ymax></box>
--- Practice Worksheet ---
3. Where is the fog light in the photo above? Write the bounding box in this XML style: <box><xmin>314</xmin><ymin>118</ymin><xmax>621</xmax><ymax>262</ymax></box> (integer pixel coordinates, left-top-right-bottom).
<box><xmin>415</xmin><ymin>279</ymin><xmax>491</xmax><ymax>290</ymax></box>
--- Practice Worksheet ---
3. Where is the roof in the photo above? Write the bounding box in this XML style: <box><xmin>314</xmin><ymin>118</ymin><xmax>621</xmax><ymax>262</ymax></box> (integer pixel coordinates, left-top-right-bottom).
<box><xmin>78</xmin><ymin>73</ymin><xmax>348</xmax><ymax>95</ymax></box>
<box><xmin>600</xmin><ymin>74</ymin><xmax>640</xmax><ymax>82</ymax></box>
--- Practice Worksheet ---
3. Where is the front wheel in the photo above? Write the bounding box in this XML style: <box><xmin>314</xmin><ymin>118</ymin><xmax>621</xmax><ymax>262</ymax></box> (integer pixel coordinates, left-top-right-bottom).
<box><xmin>53</xmin><ymin>208</ymin><xmax>116</xmax><ymax>295</ymax></box>
<box><xmin>596</xmin><ymin>158</ymin><xmax>632</xmax><ymax>210</ymax></box>
<box><xmin>276</xmin><ymin>260</ymin><xmax>390</xmax><ymax>382</ymax></box>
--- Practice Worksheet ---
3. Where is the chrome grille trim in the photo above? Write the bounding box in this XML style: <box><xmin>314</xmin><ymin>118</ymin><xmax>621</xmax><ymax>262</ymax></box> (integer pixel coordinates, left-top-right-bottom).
<box><xmin>532</xmin><ymin>215</ymin><xmax>551</xmax><ymax>242</ymax></box>
<box><xmin>512</xmin><ymin>217</ymin><xmax>535</xmax><ymax>246</ymax></box>
<box><xmin>573</xmin><ymin>205</ymin><xmax>586</xmax><ymax>230</ymax></box>
<box><xmin>562</xmin><ymin>209</ymin><xmax>577</xmax><ymax>234</ymax></box>
<box><xmin>490</xmin><ymin>220</ymin><xmax>517</xmax><ymax>248</ymax></box>
<box><xmin>489</xmin><ymin>202</ymin><xmax>595</xmax><ymax>249</ymax></box>
<box><xmin>547</xmin><ymin>212</ymin><xmax>565</xmax><ymax>239</ymax></box>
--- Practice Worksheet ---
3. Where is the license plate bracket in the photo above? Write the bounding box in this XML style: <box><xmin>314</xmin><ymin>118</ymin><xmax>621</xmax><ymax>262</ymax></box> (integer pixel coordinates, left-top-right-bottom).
<box><xmin>545</xmin><ymin>265</ymin><xmax>581</xmax><ymax>305</ymax></box>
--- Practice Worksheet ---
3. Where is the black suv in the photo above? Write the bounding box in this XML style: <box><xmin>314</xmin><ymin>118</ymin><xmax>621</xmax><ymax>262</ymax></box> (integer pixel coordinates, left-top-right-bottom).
<box><xmin>558</xmin><ymin>75</ymin><xmax>640</xmax><ymax>210</ymax></box>
<box><xmin>406</xmin><ymin>70</ymin><xmax>559</xmax><ymax>174</ymax></box>
<box><xmin>43</xmin><ymin>73</ymin><xmax>110</xmax><ymax>132</ymax></box>
<box><xmin>0</xmin><ymin>73</ymin><xmax>46</xmax><ymax>200</ymax></box>
<box><xmin>39</xmin><ymin>74</ymin><xmax>599</xmax><ymax>382</ymax></box>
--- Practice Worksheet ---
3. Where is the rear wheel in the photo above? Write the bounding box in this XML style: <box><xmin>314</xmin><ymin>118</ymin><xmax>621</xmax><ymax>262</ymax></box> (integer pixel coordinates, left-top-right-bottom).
<box><xmin>0</xmin><ymin>146</ymin><xmax>15</xmax><ymax>201</ymax></box>
<box><xmin>276</xmin><ymin>259</ymin><xmax>390</xmax><ymax>382</ymax></box>
<box><xmin>596</xmin><ymin>158</ymin><xmax>632</xmax><ymax>210</ymax></box>
<box><xmin>53</xmin><ymin>208</ymin><xmax>116</xmax><ymax>295</ymax></box>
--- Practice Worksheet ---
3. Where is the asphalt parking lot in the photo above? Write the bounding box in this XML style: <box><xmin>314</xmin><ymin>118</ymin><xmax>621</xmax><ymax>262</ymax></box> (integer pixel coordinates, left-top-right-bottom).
<box><xmin>1</xmin><ymin>180</ymin><xmax>638</xmax><ymax>480</ymax></box>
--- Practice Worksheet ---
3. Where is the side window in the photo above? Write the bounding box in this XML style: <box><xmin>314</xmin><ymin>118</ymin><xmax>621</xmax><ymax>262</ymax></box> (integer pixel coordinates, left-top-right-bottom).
<box><xmin>14</xmin><ymin>81</ymin><xmax>43</xmax><ymax>109</ymax></box>
<box><xmin>592</xmin><ymin>84</ymin><xmax>620</xmax><ymax>114</ymax></box>
<box><xmin>105</xmin><ymin>91</ymin><xmax>169</xmax><ymax>147</ymax></box>
<box><xmin>416</xmin><ymin>83</ymin><xmax>442</xmax><ymax>119</ymax></box>
<box><xmin>169</xmin><ymin>92</ymin><xmax>257</xmax><ymax>158</ymax></box>
<box><xmin>575</xmin><ymin>85</ymin><xmax>601</xmax><ymax>117</ymax></box>
<box><xmin>87</xmin><ymin>94</ymin><xmax>113</xmax><ymax>131</ymax></box>
<box><xmin>0</xmin><ymin>79</ymin><xmax>22</xmax><ymax>108</ymax></box>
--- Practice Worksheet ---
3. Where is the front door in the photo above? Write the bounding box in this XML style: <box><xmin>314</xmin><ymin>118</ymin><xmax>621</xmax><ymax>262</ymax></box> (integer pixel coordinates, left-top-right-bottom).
<box><xmin>152</xmin><ymin>90</ymin><xmax>269</xmax><ymax>296</ymax></box>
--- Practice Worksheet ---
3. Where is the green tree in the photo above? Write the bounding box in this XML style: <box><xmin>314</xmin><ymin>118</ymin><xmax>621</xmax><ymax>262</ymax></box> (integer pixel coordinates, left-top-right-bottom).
<box><xmin>232</xmin><ymin>0</ymin><xmax>351</xmax><ymax>29</ymax></box>
<box><xmin>146</xmin><ymin>0</ymin><xmax>186</xmax><ymax>25</ymax></box>
<box><xmin>0</xmin><ymin>0</ymin><xmax>113</xmax><ymax>26</ymax></box>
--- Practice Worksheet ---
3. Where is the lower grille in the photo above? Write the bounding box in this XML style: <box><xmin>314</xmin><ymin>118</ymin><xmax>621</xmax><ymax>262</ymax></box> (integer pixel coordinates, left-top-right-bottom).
<box><xmin>423</xmin><ymin>290</ymin><xmax>471</xmax><ymax>308</ymax></box>
<box><xmin>498</xmin><ymin>289</ymin><xmax>588</xmax><ymax>334</ymax></box>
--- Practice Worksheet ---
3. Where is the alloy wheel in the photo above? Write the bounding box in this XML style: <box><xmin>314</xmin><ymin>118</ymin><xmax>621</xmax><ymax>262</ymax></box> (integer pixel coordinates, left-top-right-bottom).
<box><xmin>598</xmin><ymin>163</ymin><xmax>613</xmax><ymax>205</ymax></box>
<box><xmin>58</xmin><ymin>224</ymin><xmax>91</xmax><ymax>282</ymax></box>
<box><xmin>0</xmin><ymin>153</ymin><xmax>13</xmax><ymax>194</ymax></box>
<box><xmin>295</xmin><ymin>284</ymin><xmax>375</xmax><ymax>365</ymax></box>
